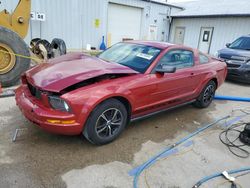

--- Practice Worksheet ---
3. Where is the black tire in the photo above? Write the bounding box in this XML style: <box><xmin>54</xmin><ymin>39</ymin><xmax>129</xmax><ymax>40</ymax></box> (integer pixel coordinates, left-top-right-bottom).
<box><xmin>51</xmin><ymin>38</ymin><xmax>67</xmax><ymax>57</ymax></box>
<box><xmin>30</xmin><ymin>38</ymin><xmax>41</xmax><ymax>54</ymax></box>
<box><xmin>193</xmin><ymin>80</ymin><xmax>216</xmax><ymax>108</ymax></box>
<box><xmin>30</xmin><ymin>38</ymin><xmax>41</xmax><ymax>48</ymax></box>
<box><xmin>0</xmin><ymin>26</ymin><xmax>30</xmax><ymax>87</ymax></box>
<box><xmin>34</xmin><ymin>39</ymin><xmax>52</xmax><ymax>58</ymax></box>
<box><xmin>83</xmin><ymin>99</ymin><xmax>128</xmax><ymax>145</ymax></box>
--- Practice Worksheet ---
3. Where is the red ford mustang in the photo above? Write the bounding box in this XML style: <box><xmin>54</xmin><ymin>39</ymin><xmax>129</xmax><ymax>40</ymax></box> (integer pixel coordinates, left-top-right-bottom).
<box><xmin>15</xmin><ymin>41</ymin><xmax>227</xmax><ymax>145</ymax></box>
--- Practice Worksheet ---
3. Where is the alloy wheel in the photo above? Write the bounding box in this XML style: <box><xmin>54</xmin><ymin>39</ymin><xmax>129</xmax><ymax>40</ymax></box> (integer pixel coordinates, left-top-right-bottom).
<box><xmin>95</xmin><ymin>108</ymin><xmax>124</xmax><ymax>139</ymax></box>
<box><xmin>203</xmin><ymin>84</ymin><xmax>215</xmax><ymax>105</ymax></box>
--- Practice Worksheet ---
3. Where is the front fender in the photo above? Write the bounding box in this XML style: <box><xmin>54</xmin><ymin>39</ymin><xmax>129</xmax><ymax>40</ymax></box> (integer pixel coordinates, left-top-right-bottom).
<box><xmin>62</xmin><ymin>85</ymin><xmax>134</xmax><ymax>128</ymax></box>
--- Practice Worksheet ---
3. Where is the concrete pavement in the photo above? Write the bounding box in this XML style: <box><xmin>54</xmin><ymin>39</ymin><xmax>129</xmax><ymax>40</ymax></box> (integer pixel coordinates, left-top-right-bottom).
<box><xmin>0</xmin><ymin>81</ymin><xmax>250</xmax><ymax>188</ymax></box>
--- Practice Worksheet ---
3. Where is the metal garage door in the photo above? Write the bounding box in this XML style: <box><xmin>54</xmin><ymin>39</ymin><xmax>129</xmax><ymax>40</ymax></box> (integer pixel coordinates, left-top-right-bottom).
<box><xmin>108</xmin><ymin>3</ymin><xmax>142</xmax><ymax>45</ymax></box>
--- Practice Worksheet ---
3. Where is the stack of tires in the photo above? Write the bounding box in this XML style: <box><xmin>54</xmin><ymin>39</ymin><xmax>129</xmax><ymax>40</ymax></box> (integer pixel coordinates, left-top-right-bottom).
<box><xmin>30</xmin><ymin>38</ymin><xmax>67</xmax><ymax>60</ymax></box>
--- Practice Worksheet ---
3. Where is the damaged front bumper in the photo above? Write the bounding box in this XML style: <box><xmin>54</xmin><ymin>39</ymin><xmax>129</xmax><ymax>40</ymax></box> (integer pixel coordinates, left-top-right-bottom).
<box><xmin>15</xmin><ymin>85</ymin><xmax>82</xmax><ymax>135</ymax></box>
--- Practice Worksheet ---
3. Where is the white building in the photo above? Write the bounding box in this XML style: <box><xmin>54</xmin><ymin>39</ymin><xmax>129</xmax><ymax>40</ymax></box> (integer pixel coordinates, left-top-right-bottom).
<box><xmin>1</xmin><ymin>0</ymin><xmax>181</xmax><ymax>50</ymax></box>
<box><xmin>169</xmin><ymin>0</ymin><xmax>250</xmax><ymax>55</ymax></box>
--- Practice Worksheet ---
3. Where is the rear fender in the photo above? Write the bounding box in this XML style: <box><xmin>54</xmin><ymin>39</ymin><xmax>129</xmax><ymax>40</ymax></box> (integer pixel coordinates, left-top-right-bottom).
<box><xmin>196</xmin><ymin>70</ymin><xmax>218</xmax><ymax>95</ymax></box>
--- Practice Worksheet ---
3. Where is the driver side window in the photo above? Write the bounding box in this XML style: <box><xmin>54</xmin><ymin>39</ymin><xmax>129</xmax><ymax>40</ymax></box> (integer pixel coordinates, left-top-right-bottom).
<box><xmin>158</xmin><ymin>49</ymin><xmax>194</xmax><ymax>69</ymax></box>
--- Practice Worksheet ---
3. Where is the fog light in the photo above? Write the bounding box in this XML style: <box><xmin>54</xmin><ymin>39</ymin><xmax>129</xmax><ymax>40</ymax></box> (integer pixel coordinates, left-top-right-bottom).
<box><xmin>61</xmin><ymin>120</ymin><xmax>76</xmax><ymax>124</ymax></box>
<box><xmin>47</xmin><ymin>119</ymin><xmax>61</xmax><ymax>124</ymax></box>
<box><xmin>46</xmin><ymin>119</ymin><xmax>76</xmax><ymax>124</ymax></box>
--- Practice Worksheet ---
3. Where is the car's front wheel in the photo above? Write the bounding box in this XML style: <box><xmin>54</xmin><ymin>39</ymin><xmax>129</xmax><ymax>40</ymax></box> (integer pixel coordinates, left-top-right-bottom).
<box><xmin>83</xmin><ymin>99</ymin><xmax>128</xmax><ymax>145</ymax></box>
<box><xmin>193</xmin><ymin>80</ymin><xmax>216</xmax><ymax>108</ymax></box>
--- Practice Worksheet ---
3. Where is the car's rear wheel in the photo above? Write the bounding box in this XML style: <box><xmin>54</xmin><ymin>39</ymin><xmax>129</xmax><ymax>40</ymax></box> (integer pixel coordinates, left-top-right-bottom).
<box><xmin>83</xmin><ymin>99</ymin><xmax>127</xmax><ymax>145</ymax></box>
<box><xmin>193</xmin><ymin>80</ymin><xmax>216</xmax><ymax>108</ymax></box>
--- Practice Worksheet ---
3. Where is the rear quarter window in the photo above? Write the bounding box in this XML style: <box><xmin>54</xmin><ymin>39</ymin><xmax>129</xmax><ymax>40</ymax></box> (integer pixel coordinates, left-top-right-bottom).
<box><xmin>199</xmin><ymin>53</ymin><xmax>210</xmax><ymax>64</ymax></box>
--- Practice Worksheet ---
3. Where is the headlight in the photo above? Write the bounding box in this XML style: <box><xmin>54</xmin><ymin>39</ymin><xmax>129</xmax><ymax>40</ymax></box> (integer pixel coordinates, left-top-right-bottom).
<box><xmin>214</xmin><ymin>51</ymin><xmax>219</xmax><ymax>58</ymax></box>
<box><xmin>48</xmin><ymin>96</ymin><xmax>71</xmax><ymax>112</ymax></box>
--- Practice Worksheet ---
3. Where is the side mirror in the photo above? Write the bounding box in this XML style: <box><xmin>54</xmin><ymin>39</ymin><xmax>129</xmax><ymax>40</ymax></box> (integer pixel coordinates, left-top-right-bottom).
<box><xmin>226</xmin><ymin>43</ymin><xmax>231</xmax><ymax>48</ymax></box>
<box><xmin>155</xmin><ymin>65</ymin><xmax>176</xmax><ymax>74</ymax></box>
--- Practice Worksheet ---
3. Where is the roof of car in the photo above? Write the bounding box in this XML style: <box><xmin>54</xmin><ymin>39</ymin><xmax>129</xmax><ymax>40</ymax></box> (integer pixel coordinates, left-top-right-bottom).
<box><xmin>124</xmin><ymin>40</ymin><xmax>176</xmax><ymax>49</ymax></box>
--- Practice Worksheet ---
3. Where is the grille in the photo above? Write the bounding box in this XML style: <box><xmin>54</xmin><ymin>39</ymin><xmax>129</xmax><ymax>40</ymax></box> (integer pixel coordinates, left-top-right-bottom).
<box><xmin>226</xmin><ymin>63</ymin><xmax>241</xmax><ymax>68</ymax></box>
<box><xmin>219</xmin><ymin>54</ymin><xmax>231</xmax><ymax>60</ymax></box>
<box><xmin>27</xmin><ymin>82</ymin><xmax>42</xmax><ymax>100</ymax></box>
<box><xmin>220</xmin><ymin>55</ymin><xmax>245</xmax><ymax>63</ymax></box>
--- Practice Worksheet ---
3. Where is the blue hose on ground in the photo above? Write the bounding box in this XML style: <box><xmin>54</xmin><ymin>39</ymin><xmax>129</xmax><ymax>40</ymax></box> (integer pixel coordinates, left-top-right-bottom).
<box><xmin>192</xmin><ymin>167</ymin><xmax>250</xmax><ymax>188</ymax></box>
<box><xmin>214</xmin><ymin>95</ymin><xmax>250</xmax><ymax>102</ymax></box>
<box><xmin>132</xmin><ymin>115</ymin><xmax>230</xmax><ymax>188</ymax></box>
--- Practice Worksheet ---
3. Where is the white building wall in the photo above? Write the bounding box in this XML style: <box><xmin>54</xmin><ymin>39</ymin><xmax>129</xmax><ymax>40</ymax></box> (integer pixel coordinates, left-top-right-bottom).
<box><xmin>170</xmin><ymin>17</ymin><xmax>250</xmax><ymax>55</ymax></box>
<box><xmin>1</xmin><ymin>0</ymin><xmax>181</xmax><ymax>50</ymax></box>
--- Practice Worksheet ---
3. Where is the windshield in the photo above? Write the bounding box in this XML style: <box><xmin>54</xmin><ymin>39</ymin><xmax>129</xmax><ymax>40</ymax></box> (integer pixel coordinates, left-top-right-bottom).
<box><xmin>98</xmin><ymin>43</ymin><xmax>161</xmax><ymax>73</ymax></box>
<box><xmin>229</xmin><ymin>37</ymin><xmax>250</xmax><ymax>50</ymax></box>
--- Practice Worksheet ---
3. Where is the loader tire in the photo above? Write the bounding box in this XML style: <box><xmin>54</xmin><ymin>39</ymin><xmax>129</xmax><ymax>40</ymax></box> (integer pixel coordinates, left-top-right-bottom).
<box><xmin>51</xmin><ymin>38</ymin><xmax>66</xmax><ymax>57</ymax></box>
<box><xmin>0</xmin><ymin>26</ymin><xmax>30</xmax><ymax>87</ymax></box>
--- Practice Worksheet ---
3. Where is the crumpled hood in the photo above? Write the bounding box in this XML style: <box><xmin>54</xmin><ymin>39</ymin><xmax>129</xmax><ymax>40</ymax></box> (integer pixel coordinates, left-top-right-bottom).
<box><xmin>26</xmin><ymin>53</ymin><xmax>138</xmax><ymax>92</ymax></box>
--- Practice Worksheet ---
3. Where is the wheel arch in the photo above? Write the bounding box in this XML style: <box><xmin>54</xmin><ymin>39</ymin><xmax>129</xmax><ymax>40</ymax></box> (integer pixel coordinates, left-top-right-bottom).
<box><xmin>111</xmin><ymin>96</ymin><xmax>132</xmax><ymax>123</ymax></box>
<box><xmin>82</xmin><ymin>95</ymin><xmax>132</xmax><ymax>143</ymax></box>
<box><xmin>194</xmin><ymin>76</ymin><xmax>218</xmax><ymax>102</ymax></box>
<box><xmin>80</xmin><ymin>94</ymin><xmax>133</xmax><ymax>129</ymax></box>
<box><xmin>210</xmin><ymin>77</ymin><xmax>218</xmax><ymax>89</ymax></box>
<box><xmin>93</xmin><ymin>95</ymin><xmax>132</xmax><ymax>123</ymax></box>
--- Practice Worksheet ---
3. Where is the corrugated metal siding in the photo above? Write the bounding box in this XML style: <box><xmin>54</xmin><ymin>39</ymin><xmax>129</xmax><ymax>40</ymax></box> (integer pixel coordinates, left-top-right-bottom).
<box><xmin>29</xmin><ymin>0</ymin><xmax>82</xmax><ymax>49</ymax></box>
<box><xmin>1</xmin><ymin>0</ymin><xmax>180</xmax><ymax>50</ymax></box>
<box><xmin>170</xmin><ymin>17</ymin><xmax>250</xmax><ymax>54</ymax></box>
<box><xmin>108</xmin><ymin>0</ymin><xmax>173</xmax><ymax>41</ymax></box>
<box><xmin>77</xmin><ymin>0</ymin><xmax>106</xmax><ymax>50</ymax></box>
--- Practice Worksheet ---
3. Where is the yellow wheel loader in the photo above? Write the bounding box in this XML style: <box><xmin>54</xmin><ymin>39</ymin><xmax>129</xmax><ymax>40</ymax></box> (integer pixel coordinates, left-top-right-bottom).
<box><xmin>0</xmin><ymin>0</ymin><xmax>31</xmax><ymax>87</ymax></box>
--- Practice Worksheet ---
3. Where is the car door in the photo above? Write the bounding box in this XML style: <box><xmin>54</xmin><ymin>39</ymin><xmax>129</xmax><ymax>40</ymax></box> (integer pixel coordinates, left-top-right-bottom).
<box><xmin>147</xmin><ymin>49</ymin><xmax>197</xmax><ymax>107</ymax></box>
<box><xmin>131</xmin><ymin>49</ymin><xmax>198</xmax><ymax>116</ymax></box>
